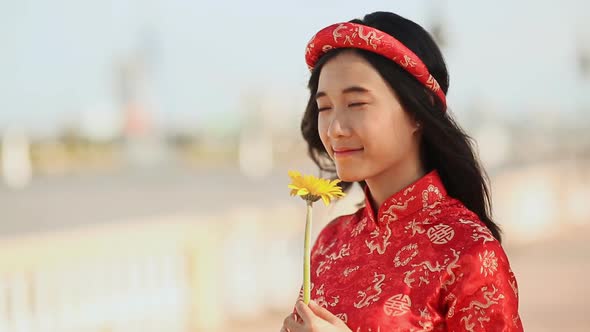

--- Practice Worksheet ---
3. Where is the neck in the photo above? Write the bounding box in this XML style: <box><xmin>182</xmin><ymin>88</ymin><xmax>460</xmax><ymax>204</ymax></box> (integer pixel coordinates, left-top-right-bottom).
<box><xmin>365</xmin><ymin>158</ymin><xmax>426</xmax><ymax>213</ymax></box>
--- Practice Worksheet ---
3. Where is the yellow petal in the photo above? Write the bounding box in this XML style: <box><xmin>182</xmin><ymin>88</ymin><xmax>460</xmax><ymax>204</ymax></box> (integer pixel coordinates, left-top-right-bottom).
<box><xmin>288</xmin><ymin>170</ymin><xmax>345</xmax><ymax>205</ymax></box>
<box><xmin>330</xmin><ymin>179</ymin><xmax>342</xmax><ymax>186</ymax></box>
<box><xmin>297</xmin><ymin>188</ymin><xmax>309</xmax><ymax>196</ymax></box>
<box><xmin>321</xmin><ymin>195</ymin><xmax>330</xmax><ymax>206</ymax></box>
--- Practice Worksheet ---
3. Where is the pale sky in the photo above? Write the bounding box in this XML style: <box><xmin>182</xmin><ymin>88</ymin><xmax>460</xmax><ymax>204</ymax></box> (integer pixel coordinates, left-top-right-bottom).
<box><xmin>1</xmin><ymin>0</ymin><xmax>588</xmax><ymax>136</ymax></box>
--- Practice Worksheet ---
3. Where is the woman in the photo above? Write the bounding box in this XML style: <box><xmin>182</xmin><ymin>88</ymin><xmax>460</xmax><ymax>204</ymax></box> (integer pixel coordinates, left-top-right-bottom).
<box><xmin>281</xmin><ymin>11</ymin><xmax>523</xmax><ymax>332</ymax></box>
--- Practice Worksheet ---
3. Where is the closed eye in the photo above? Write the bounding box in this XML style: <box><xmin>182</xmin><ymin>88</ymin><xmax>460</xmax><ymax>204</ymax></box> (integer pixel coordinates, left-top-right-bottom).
<box><xmin>318</xmin><ymin>103</ymin><xmax>366</xmax><ymax>112</ymax></box>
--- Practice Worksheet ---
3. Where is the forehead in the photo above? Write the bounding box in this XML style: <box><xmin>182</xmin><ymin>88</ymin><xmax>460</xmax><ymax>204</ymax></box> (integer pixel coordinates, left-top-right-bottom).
<box><xmin>317</xmin><ymin>51</ymin><xmax>385</xmax><ymax>92</ymax></box>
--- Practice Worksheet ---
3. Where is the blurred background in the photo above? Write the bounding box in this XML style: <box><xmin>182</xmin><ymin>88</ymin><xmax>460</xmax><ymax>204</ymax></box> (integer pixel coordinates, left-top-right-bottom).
<box><xmin>1</xmin><ymin>0</ymin><xmax>589</xmax><ymax>331</ymax></box>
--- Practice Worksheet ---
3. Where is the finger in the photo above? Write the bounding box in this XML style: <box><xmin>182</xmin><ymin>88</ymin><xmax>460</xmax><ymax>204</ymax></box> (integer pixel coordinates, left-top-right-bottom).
<box><xmin>290</xmin><ymin>307</ymin><xmax>302</xmax><ymax>323</ymax></box>
<box><xmin>294</xmin><ymin>312</ymin><xmax>303</xmax><ymax>323</ymax></box>
<box><xmin>283</xmin><ymin>315</ymin><xmax>301</xmax><ymax>332</ymax></box>
<box><xmin>295</xmin><ymin>300</ymin><xmax>315</xmax><ymax>325</ymax></box>
<box><xmin>283</xmin><ymin>313</ymin><xmax>297</xmax><ymax>325</ymax></box>
<box><xmin>283</xmin><ymin>309</ymin><xmax>303</xmax><ymax>329</ymax></box>
<box><xmin>308</xmin><ymin>300</ymin><xmax>341</xmax><ymax>325</ymax></box>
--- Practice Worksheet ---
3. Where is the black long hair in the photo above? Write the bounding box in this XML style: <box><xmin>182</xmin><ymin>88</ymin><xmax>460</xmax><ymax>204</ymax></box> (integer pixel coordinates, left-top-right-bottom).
<box><xmin>300</xmin><ymin>11</ymin><xmax>502</xmax><ymax>242</ymax></box>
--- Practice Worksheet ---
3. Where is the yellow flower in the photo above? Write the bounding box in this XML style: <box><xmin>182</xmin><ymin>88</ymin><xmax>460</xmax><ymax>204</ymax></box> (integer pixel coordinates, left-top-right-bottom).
<box><xmin>287</xmin><ymin>170</ymin><xmax>346</xmax><ymax>305</ymax></box>
<box><xmin>288</xmin><ymin>170</ymin><xmax>346</xmax><ymax>206</ymax></box>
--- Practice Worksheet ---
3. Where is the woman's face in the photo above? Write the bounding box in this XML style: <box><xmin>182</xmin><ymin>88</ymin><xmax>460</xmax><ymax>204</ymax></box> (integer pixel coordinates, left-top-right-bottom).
<box><xmin>316</xmin><ymin>51</ymin><xmax>421</xmax><ymax>182</ymax></box>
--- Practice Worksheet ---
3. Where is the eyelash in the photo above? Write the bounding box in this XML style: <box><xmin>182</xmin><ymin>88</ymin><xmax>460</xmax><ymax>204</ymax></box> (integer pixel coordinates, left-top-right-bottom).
<box><xmin>349</xmin><ymin>102</ymin><xmax>366</xmax><ymax>108</ymax></box>
<box><xmin>318</xmin><ymin>103</ymin><xmax>366</xmax><ymax>112</ymax></box>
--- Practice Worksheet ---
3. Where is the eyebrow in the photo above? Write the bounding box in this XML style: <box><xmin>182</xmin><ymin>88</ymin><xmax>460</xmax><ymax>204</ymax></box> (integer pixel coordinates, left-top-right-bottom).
<box><xmin>315</xmin><ymin>86</ymin><xmax>371</xmax><ymax>100</ymax></box>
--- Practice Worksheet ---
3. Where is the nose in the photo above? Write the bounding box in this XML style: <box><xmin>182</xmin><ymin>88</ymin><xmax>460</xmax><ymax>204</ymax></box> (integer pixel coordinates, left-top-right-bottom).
<box><xmin>327</xmin><ymin>113</ymin><xmax>351</xmax><ymax>139</ymax></box>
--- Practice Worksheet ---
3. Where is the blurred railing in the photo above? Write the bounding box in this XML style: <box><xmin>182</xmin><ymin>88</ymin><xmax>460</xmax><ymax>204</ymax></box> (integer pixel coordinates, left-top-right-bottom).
<box><xmin>0</xmin><ymin>215</ymin><xmax>227</xmax><ymax>332</ymax></box>
<box><xmin>0</xmin><ymin>202</ymin><xmax>324</xmax><ymax>332</ymax></box>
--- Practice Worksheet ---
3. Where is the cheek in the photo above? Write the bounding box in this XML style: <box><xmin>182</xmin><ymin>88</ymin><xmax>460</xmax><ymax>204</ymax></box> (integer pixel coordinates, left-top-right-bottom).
<box><xmin>363</xmin><ymin>112</ymin><xmax>411</xmax><ymax>153</ymax></box>
<box><xmin>358</xmin><ymin>112</ymin><xmax>391</xmax><ymax>145</ymax></box>
<box><xmin>317</xmin><ymin>115</ymin><xmax>331</xmax><ymax>152</ymax></box>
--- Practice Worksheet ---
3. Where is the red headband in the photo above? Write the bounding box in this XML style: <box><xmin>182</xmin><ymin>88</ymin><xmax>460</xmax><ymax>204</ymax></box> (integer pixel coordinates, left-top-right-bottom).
<box><xmin>305</xmin><ymin>22</ymin><xmax>447</xmax><ymax>110</ymax></box>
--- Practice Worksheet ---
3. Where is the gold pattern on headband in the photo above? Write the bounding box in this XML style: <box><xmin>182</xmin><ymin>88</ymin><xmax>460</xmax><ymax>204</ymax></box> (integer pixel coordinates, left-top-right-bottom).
<box><xmin>306</xmin><ymin>22</ymin><xmax>448</xmax><ymax>110</ymax></box>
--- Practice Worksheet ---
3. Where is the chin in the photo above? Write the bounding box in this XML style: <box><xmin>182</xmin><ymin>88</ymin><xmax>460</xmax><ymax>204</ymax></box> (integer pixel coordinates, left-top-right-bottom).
<box><xmin>335</xmin><ymin>167</ymin><xmax>366</xmax><ymax>183</ymax></box>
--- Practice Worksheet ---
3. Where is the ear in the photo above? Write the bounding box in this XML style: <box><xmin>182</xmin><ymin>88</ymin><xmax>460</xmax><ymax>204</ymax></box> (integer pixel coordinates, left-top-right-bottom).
<box><xmin>414</xmin><ymin>122</ymin><xmax>422</xmax><ymax>134</ymax></box>
<box><xmin>409</xmin><ymin>114</ymin><xmax>422</xmax><ymax>135</ymax></box>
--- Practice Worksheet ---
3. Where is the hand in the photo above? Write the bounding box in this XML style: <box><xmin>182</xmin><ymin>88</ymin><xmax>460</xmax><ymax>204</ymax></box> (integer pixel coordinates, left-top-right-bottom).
<box><xmin>281</xmin><ymin>300</ymin><xmax>352</xmax><ymax>332</ymax></box>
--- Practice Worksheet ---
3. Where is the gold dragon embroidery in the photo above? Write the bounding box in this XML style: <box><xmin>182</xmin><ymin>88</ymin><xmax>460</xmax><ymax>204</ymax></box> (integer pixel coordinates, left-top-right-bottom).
<box><xmin>353</xmin><ymin>272</ymin><xmax>386</xmax><ymax>308</ymax></box>
<box><xmin>316</xmin><ymin>242</ymin><xmax>351</xmax><ymax>276</ymax></box>
<box><xmin>441</xmin><ymin>249</ymin><xmax>461</xmax><ymax>290</ymax></box>
<box><xmin>459</xmin><ymin>219</ymin><xmax>495</xmax><ymax>244</ymax></box>
<box><xmin>459</xmin><ymin>284</ymin><xmax>505</xmax><ymax>313</ymax></box>
<box><xmin>366</xmin><ymin>223</ymin><xmax>392</xmax><ymax>255</ymax></box>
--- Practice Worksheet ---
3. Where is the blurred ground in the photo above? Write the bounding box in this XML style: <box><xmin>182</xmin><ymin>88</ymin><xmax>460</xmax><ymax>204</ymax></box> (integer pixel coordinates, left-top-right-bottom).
<box><xmin>0</xmin><ymin>165</ymin><xmax>293</xmax><ymax>236</ymax></box>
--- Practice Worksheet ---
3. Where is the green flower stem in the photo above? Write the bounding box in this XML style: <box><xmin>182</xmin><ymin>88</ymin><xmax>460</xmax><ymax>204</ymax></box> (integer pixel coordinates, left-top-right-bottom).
<box><xmin>303</xmin><ymin>200</ymin><xmax>313</xmax><ymax>305</ymax></box>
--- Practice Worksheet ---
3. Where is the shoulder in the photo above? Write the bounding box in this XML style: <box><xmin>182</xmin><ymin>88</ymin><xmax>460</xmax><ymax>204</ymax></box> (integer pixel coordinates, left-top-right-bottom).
<box><xmin>435</xmin><ymin>196</ymin><xmax>498</xmax><ymax>248</ymax></box>
<box><xmin>428</xmin><ymin>197</ymin><xmax>513</xmax><ymax>274</ymax></box>
<box><xmin>437</xmin><ymin>200</ymin><xmax>523</xmax><ymax>330</ymax></box>
<box><xmin>434</xmin><ymin>197</ymin><xmax>516</xmax><ymax>287</ymax></box>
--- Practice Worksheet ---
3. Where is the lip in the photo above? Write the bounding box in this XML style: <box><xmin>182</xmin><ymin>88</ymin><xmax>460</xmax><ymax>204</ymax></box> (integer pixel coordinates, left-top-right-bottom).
<box><xmin>333</xmin><ymin>147</ymin><xmax>364</xmax><ymax>157</ymax></box>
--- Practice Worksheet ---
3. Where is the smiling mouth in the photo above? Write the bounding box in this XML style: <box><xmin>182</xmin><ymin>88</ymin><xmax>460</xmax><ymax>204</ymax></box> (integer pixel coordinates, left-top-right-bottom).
<box><xmin>333</xmin><ymin>148</ymin><xmax>364</xmax><ymax>157</ymax></box>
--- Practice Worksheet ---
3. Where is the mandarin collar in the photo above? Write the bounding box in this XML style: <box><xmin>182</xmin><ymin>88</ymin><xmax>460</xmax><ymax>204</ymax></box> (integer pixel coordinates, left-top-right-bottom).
<box><xmin>363</xmin><ymin>169</ymin><xmax>448</xmax><ymax>227</ymax></box>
